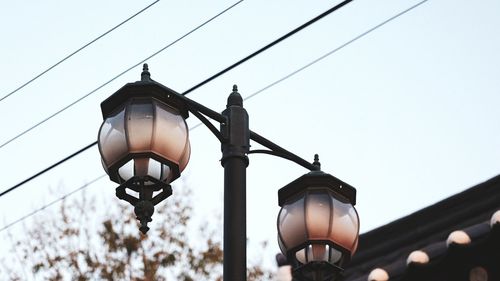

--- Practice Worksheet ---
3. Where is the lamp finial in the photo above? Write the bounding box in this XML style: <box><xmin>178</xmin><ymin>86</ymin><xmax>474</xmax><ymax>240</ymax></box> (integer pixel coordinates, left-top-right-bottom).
<box><xmin>141</xmin><ymin>63</ymin><xmax>151</xmax><ymax>81</ymax></box>
<box><xmin>227</xmin><ymin>84</ymin><xmax>243</xmax><ymax>107</ymax></box>
<box><xmin>135</xmin><ymin>200</ymin><xmax>154</xmax><ymax>234</ymax></box>
<box><xmin>313</xmin><ymin>154</ymin><xmax>321</xmax><ymax>170</ymax></box>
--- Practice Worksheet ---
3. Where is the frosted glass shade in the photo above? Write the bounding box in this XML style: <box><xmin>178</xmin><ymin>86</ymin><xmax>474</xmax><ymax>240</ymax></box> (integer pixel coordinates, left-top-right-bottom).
<box><xmin>277</xmin><ymin>188</ymin><xmax>359</xmax><ymax>266</ymax></box>
<box><xmin>117</xmin><ymin>158</ymin><xmax>172</xmax><ymax>185</ymax></box>
<box><xmin>98</xmin><ymin>98</ymin><xmax>190</xmax><ymax>184</ymax></box>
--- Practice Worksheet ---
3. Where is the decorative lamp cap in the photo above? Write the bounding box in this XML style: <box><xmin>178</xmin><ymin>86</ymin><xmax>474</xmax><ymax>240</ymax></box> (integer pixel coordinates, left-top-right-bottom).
<box><xmin>227</xmin><ymin>84</ymin><xmax>243</xmax><ymax>107</ymax></box>
<box><xmin>278</xmin><ymin>171</ymin><xmax>357</xmax><ymax>207</ymax></box>
<box><xmin>100</xmin><ymin>65</ymin><xmax>189</xmax><ymax>119</ymax></box>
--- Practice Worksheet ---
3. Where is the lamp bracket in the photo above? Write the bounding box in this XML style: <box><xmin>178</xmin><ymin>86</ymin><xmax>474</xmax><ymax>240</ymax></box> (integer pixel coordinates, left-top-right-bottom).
<box><xmin>115</xmin><ymin>176</ymin><xmax>173</xmax><ymax>234</ymax></box>
<box><xmin>171</xmin><ymin>83</ymin><xmax>318</xmax><ymax>173</ymax></box>
<box><xmin>248</xmin><ymin>149</ymin><xmax>320</xmax><ymax>172</ymax></box>
<box><xmin>186</xmin><ymin>105</ymin><xmax>225</xmax><ymax>143</ymax></box>
<box><xmin>115</xmin><ymin>176</ymin><xmax>173</xmax><ymax>205</ymax></box>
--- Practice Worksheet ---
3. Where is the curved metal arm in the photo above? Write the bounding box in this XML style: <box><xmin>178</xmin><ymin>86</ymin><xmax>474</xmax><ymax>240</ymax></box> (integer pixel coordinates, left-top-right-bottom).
<box><xmin>166</xmin><ymin>86</ymin><xmax>226</xmax><ymax>142</ymax></box>
<box><xmin>172</xmin><ymin>86</ymin><xmax>226</xmax><ymax>123</ymax></box>
<box><xmin>187</xmin><ymin>104</ymin><xmax>225</xmax><ymax>143</ymax></box>
<box><xmin>173</xmin><ymin>86</ymin><xmax>319</xmax><ymax>172</ymax></box>
<box><xmin>249</xmin><ymin>132</ymin><xmax>319</xmax><ymax>171</ymax></box>
<box><xmin>248</xmin><ymin>149</ymin><xmax>319</xmax><ymax>171</ymax></box>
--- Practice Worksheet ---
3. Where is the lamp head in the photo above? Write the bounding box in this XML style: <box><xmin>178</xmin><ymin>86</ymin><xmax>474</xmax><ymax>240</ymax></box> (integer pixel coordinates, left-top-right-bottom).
<box><xmin>277</xmin><ymin>170</ymin><xmax>359</xmax><ymax>281</ymax></box>
<box><xmin>97</xmin><ymin>64</ymin><xmax>191</xmax><ymax>233</ymax></box>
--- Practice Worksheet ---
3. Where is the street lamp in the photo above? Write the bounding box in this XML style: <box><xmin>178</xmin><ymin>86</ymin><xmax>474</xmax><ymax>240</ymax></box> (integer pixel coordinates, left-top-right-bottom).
<box><xmin>97</xmin><ymin>64</ymin><xmax>360</xmax><ymax>281</ymax></box>
<box><xmin>277</xmin><ymin>163</ymin><xmax>359</xmax><ymax>281</ymax></box>
<box><xmin>98</xmin><ymin>68</ymin><xmax>190</xmax><ymax>233</ymax></box>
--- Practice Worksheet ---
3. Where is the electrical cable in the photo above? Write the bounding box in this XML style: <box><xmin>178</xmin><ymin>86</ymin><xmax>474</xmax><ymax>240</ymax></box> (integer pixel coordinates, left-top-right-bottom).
<box><xmin>0</xmin><ymin>4</ymin><xmax>237</xmax><ymax>193</ymax></box>
<box><xmin>0</xmin><ymin>141</ymin><xmax>98</xmax><ymax>198</ymax></box>
<box><xmin>243</xmin><ymin>0</ymin><xmax>430</xmax><ymax>102</ymax></box>
<box><xmin>0</xmin><ymin>174</ymin><xmax>106</xmax><ymax>233</ymax></box>
<box><xmin>0</xmin><ymin>0</ymin><xmax>245</xmax><ymax>150</ymax></box>
<box><xmin>0</xmin><ymin>0</ymin><xmax>429</xmax><ymax>200</ymax></box>
<box><xmin>0</xmin><ymin>0</ymin><xmax>430</xmax><ymax>229</ymax></box>
<box><xmin>192</xmin><ymin>0</ymin><xmax>430</xmax><ymax>125</ymax></box>
<box><xmin>0</xmin><ymin>0</ymin><xmax>350</xmax><ymax>149</ymax></box>
<box><xmin>181</xmin><ymin>0</ymin><xmax>353</xmax><ymax>96</ymax></box>
<box><xmin>0</xmin><ymin>119</ymin><xmax>211</xmax><ymax>230</ymax></box>
<box><xmin>0</xmin><ymin>0</ymin><xmax>160</xmax><ymax>103</ymax></box>
<box><xmin>0</xmin><ymin>111</ymin><xmax>214</xmax><ymax>231</ymax></box>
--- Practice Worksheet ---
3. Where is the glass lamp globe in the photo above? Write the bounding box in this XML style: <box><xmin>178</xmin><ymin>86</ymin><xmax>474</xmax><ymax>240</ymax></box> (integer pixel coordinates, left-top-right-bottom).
<box><xmin>98</xmin><ymin>64</ymin><xmax>190</xmax><ymax>186</ymax></box>
<box><xmin>98</xmin><ymin>98</ymin><xmax>190</xmax><ymax>185</ymax></box>
<box><xmin>97</xmin><ymin>64</ymin><xmax>190</xmax><ymax>233</ymax></box>
<box><xmin>277</xmin><ymin>170</ymin><xmax>359</xmax><ymax>281</ymax></box>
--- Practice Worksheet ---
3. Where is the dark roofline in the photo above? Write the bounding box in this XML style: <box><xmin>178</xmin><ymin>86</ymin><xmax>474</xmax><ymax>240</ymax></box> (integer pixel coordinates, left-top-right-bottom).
<box><xmin>349</xmin><ymin>174</ymin><xmax>500</xmax><ymax>267</ymax></box>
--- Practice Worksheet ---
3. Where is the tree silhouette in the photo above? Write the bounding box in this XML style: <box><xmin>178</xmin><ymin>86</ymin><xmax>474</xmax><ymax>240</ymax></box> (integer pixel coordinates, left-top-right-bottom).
<box><xmin>2</xmin><ymin>186</ymin><xmax>272</xmax><ymax>281</ymax></box>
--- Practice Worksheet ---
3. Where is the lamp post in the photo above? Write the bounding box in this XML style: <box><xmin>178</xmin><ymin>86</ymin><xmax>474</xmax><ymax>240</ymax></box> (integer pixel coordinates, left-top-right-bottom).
<box><xmin>97</xmin><ymin>64</ymin><xmax>359</xmax><ymax>281</ymax></box>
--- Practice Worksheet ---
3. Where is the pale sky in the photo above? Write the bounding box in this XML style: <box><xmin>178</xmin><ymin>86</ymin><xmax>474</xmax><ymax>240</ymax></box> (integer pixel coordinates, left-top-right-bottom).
<box><xmin>0</xmin><ymin>0</ymin><xmax>499</xmax><ymax>275</ymax></box>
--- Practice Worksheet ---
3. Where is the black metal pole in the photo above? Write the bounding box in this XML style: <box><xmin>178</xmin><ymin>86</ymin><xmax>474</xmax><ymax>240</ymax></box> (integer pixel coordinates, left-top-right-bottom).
<box><xmin>221</xmin><ymin>85</ymin><xmax>250</xmax><ymax>281</ymax></box>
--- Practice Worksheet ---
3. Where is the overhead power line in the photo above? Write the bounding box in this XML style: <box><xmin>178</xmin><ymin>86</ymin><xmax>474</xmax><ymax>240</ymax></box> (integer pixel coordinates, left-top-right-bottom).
<box><xmin>244</xmin><ymin>0</ymin><xmax>430</xmax><ymax>102</ymax></box>
<box><xmin>181</xmin><ymin>0</ymin><xmax>353</xmax><ymax>96</ymax></box>
<box><xmin>0</xmin><ymin>0</ymin><xmax>160</xmax><ymax>103</ymax></box>
<box><xmin>0</xmin><ymin>0</ymin><xmax>429</xmax><ymax>203</ymax></box>
<box><xmin>0</xmin><ymin>0</ymin><xmax>245</xmax><ymax>150</ymax></box>
<box><xmin>0</xmin><ymin>0</ymin><xmax>352</xmax><ymax>197</ymax></box>
<box><xmin>0</xmin><ymin>119</ymin><xmax>211</xmax><ymax>231</ymax></box>
<box><xmin>0</xmin><ymin>0</ymin><xmax>351</xmax><ymax>150</ymax></box>
<box><xmin>0</xmin><ymin>174</ymin><xmax>106</xmax><ymax>233</ymax></box>
<box><xmin>0</xmin><ymin>141</ymin><xmax>98</xmax><ymax>198</ymax></box>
